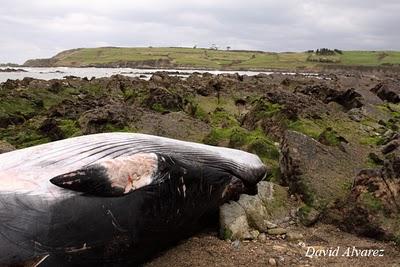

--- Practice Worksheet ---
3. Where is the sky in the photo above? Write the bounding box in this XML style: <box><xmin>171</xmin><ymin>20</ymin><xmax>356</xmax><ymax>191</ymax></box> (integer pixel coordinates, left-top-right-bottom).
<box><xmin>0</xmin><ymin>0</ymin><xmax>399</xmax><ymax>63</ymax></box>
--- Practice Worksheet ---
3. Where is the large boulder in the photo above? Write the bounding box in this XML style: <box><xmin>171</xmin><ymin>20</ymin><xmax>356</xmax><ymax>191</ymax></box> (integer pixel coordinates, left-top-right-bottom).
<box><xmin>326</xmin><ymin>156</ymin><xmax>400</xmax><ymax>241</ymax></box>
<box><xmin>143</xmin><ymin>86</ymin><xmax>185</xmax><ymax>112</ymax></box>
<box><xmin>280</xmin><ymin>130</ymin><xmax>363</xmax><ymax>207</ymax></box>
<box><xmin>38</xmin><ymin>118</ymin><xmax>65</xmax><ymax>141</ymax></box>
<box><xmin>1</xmin><ymin>79</ymin><xmax>19</xmax><ymax>90</ymax></box>
<box><xmin>104</xmin><ymin>75</ymin><xmax>134</xmax><ymax>94</ymax></box>
<box><xmin>298</xmin><ymin>85</ymin><xmax>364</xmax><ymax>110</ymax></box>
<box><xmin>219</xmin><ymin>182</ymin><xmax>292</xmax><ymax>240</ymax></box>
<box><xmin>219</xmin><ymin>202</ymin><xmax>252</xmax><ymax>240</ymax></box>
<box><xmin>371</xmin><ymin>80</ymin><xmax>400</xmax><ymax>104</ymax></box>
<box><xmin>78</xmin><ymin>103</ymin><xmax>132</xmax><ymax>134</ymax></box>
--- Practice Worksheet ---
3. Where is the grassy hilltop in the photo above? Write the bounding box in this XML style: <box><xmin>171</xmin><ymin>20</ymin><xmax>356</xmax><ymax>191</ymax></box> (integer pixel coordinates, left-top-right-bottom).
<box><xmin>23</xmin><ymin>47</ymin><xmax>400</xmax><ymax>70</ymax></box>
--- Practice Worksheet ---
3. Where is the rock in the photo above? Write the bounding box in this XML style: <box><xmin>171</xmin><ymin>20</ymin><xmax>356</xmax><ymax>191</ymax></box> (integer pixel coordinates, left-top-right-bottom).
<box><xmin>103</xmin><ymin>75</ymin><xmax>135</xmax><ymax>94</ymax></box>
<box><xmin>268</xmin><ymin>258</ymin><xmax>277</xmax><ymax>266</ymax></box>
<box><xmin>298</xmin><ymin>206</ymin><xmax>320</xmax><ymax>226</ymax></box>
<box><xmin>332</xmin><ymin>88</ymin><xmax>364</xmax><ymax>110</ymax></box>
<box><xmin>383</xmin><ymin>129</ymin><xmax>396</xmax><ymax>140</ymax></box>
<box><xmin>257</xmin><ymin>182</ymin><xmax>291</xmax><ymax>225</ymax></box>
<box><xmin>348</xmin><ymin>108</ymin><xmax>363</xmax><ymax>122</ymax></box>
<box><xmin>220</xmin><ymin>183</ymin><xmax>292</xmax><ymax>240</ymax></box>
<box><xmin>219</xmin><ymin>180</ymin><xmax>293</xmax><ymax>240</ymax></box>
<box><xmin>144</xmin><ymin>86</ymin><xmax>185</xmax><ymax>112</ymax></box>
<box><xmin>267</xmin><ymin>228</ymin><xmax>287</xmax><ymax>235</ymax></box>
<box><xmin>20</xmin><ymin>77</ymin><xmax>35</xmax><ymax>87</ymax></box>
<box><xmin>382</xmin><ymin>139</ymin><xmax>400</xmax><ymax>154</ymax></box>
<box><xmin>360</xmin><ymin>125</ymin><xmax>374</xmax><ymax>133</ymax></box>
<box><xmin>219</xmin><ymin>201</ymin><xmax>251</xmax><ymax>240</ymax></box>
<box><xmin>231</xmin><ymin>240</ymin><xmax>241</xmax><ymax>249</ymax></box>
<box><xmin>371</xmin><ymin>80</ymin><xmax>400</xmax><ymax>104</ymax></box>
<box><xmin>0</xmin><ymin>68</ymin><xmax>26</xmax><ymax>72</ymax></box>
<box><xmin>286</xmin><ymin>232</ymin><xmax>304</xmax><ymax>241</ymax></box>
<box><xmin>0</xmin><ymin>140</ymin><xmax>15</xmax><ymax>154</ymax></box>
<box><xmin>265</xmin><ymin>90</ymin><xmax>322</xmax><ymax>120</ymax></box>
<box><xmin>235</xmin><ymin>182</ymin><xmax>291</xmax><ymax>233</ymax></box>
<box><xmin>150</xmin><ymin>72</ymin><xmax>180</xmax><ymax>87</ymax></box>
<box><xmin>2</xmin><ymin>79</ymin><xmax>19</xmax><ymax>90</ymax></box>
<box><xmin>257</xmin><ymin>180</ymin><xmax>275</xmax><ymax>201</ymax></box>
<box><xmin>299</xmin><ymin>85</ymin><xmax>364</xmax><ymax>110</ymax></box>
<box><xmin>272</xmin><ymin>245</ymin><xmax>287</xmax><ymax>252</ymax></box>
<box><xmin>250</xmin><ymin>230</ymin><xmax>260</xmax><ymax>240</ymax></box>
<box><xmin>242</xmin><ymin>91</ymin><xmax>324</xmax><ymax>135</ymax></box>
<box><xmin>78</xmin><ymin>102</ymin><xmax>132</xmax><ymax>134</ymax></box>
<box><xmin>38</xmin><ymin>118</ymin><xmax>65</xmax><ymax>141</ymax></box>
<box><xmin>266</xmin><ymin>221</ymin><xmax>278</xmax><ymax>229</ymax></box>
<box><xmin>237</xmin><ymin>194</ymin><xmax>270</xmax><ymax>232</ymax></box>
<box><xmin>136</xmin><ymin>111</ymin><xmax>210</xmax><ymax>141</ymax></box>
<box><xmin>368</xmin><ymin>153</ymin><xmax>384</xmax><ymax>165</ymax></box>
<box><xmin>384</xmin><ymin>156</ymin><xmax>400</xmax><ymax>177</ymax></box>
<box><xmin>280</xmin><ymin>130</ymin><xmax>364</xmax><ymax>207</ymax></box>
<box><xmin>258</xmin><ymin>233</ymin><xmax>267</xmax><ymax>242</ymax></box>
<box><xmin>327</xmin><ymin>156</ymin><xmax>400</xmax><ymax>242</ymax></box>
<box><xmin>317</xmin><ymin>127</ymin><xmax>348</xmax><ymax>147</ymax></box>
<box><xmin>48</xmin><ymin>80</ymin><xmax>64</xmax><ymax>93</ymax></box>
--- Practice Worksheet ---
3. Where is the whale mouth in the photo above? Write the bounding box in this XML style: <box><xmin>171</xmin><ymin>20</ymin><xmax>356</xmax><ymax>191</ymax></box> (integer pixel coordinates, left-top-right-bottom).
<box><xmin>240</xmin><ymin>165</ymin><xmax>268</xmax><ymax>194</ymax></box>
<box><xmin>223</xmin><ymin>166</ymin><xmax>268</xmax><ymax>201</ymax></box>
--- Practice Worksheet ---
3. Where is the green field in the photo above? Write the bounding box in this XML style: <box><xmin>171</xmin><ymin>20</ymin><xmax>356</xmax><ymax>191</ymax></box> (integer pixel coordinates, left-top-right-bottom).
<box><xmin>24</xmin><ymin>47</ymin><xmax>400</xmax><ymax>70</ymax></box>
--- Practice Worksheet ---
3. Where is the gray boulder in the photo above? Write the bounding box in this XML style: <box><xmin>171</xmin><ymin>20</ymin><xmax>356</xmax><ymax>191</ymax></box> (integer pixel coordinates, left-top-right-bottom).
<box><xmin>280</xmin><ymin>130</ymin><xmax>363</xmax><ymax>207</ymax></box>
<box><xmin>219</xmin><ymin>201</ymin><xmax>251</xmax><ymax>240</ymax></box>
<box><xmin>219</xmin><ymin>181</ymin><xmax>291</xmax><ymax>239</ymax></box>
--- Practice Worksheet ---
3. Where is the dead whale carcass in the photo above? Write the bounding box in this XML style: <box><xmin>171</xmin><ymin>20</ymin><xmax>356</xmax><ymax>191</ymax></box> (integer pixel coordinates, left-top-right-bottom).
<box><xmin>0</xmin><ymin>133</ymin><xmax>266</xmax><ymax>266</ymax></box>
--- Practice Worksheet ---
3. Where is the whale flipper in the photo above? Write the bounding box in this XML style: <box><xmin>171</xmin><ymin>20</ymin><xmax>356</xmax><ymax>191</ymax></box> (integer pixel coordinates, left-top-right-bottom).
<box><xmin>50</xmin><ymin>153</ymin><xmax>183</xmax><ymax>197</ymax></box>
<box><xmin>50</xmin><ymin>153</ymin><xmax>158</xmax><ymax>197</ymax></box>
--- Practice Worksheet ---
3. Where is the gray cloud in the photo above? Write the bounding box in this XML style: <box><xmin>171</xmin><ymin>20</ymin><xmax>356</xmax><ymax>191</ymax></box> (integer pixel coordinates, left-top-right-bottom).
<box><xmin>0</xmin><ymin>0</ymin><xmax>399</xmax><ymax>63</ymax></box>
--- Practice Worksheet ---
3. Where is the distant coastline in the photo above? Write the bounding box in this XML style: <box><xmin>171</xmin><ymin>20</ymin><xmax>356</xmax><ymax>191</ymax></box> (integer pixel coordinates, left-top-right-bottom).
<box><xmin>18</xmin><ymin>47</ymin><xmax>400</xmax><ymax>72</ymax></box>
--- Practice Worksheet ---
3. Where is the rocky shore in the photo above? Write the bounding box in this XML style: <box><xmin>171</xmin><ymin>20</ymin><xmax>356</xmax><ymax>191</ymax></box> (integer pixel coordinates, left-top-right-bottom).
<box><xmin>1</xmin><ymin>70</ymin><xmax>399</xmax><ymax>265</ymax></box>
<box><xmin>0</xmin><ymin>68</ymin><xmax>26</xmax><ymax>72</ymax></box>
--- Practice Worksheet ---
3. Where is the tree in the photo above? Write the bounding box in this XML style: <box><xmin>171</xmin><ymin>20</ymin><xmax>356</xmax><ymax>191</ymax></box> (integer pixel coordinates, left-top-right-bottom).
<box><xmin>334</xmin><ymin>49</ymin><xmax>343</xmax><ymax>54</ymax></box>
<box><xmin>226</xmin><ymin>46</ymin><xmax>231</xmax><ymax>51</ymax></box>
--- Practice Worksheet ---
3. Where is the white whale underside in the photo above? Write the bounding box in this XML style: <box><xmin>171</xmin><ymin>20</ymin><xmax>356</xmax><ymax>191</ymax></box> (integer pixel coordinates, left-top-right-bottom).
<box><xmin>0</xmin><ymin>133</ymin><xmax>264</xmax><ymax>198</ymax></box>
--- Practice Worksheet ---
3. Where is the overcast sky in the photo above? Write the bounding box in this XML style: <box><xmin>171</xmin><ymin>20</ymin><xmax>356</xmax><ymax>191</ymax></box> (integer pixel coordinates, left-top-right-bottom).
<box><xmin>1</xmin><ymin>0</ymin><xmax>399</xmax><ymax>63</ymax></box>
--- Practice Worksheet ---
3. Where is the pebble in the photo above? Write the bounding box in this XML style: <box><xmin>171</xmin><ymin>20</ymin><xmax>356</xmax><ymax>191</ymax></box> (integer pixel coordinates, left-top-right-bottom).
<box><xmin>298</xmin><ymin>241</ymin><xmax>306</xmax><ymax>248</ymax></box>
<box><xmin>268</xmin><ymin>258</ymin><xmax>277</xmax><ymax>266</ymax></box>
<box><xmin>250</xmin><ymin>230</ymin><xmax>260</xmax><ymax>239</ymax></box>
<box><xmin>231</xmin><ymin>240</ymin><xmax>240</xmax><ymax>249</ymax></box>
<box><xmin>266</xmin><ymin>221</ymin><xmax>278</xmax><ymax>229</ymax></box>
<box><xmin>258</xmin><ymin>233</ymin><xmax>267</xmax><ymax>242</ymax></box>
<box><xmin>286</xmin><ymin>232</ymin><xmax>304</xmax><ymax>241</ymax></box>
<box><xmin>267</xmin><ymin>228</ymin><xmax>287</xmax><ymax>235</ymax></box>
<box><xmin>299</xmin><ymin>207</ymin><xmax>320</xmax><ymax>226</ymax></box>
<box><xmin>272</xmin><ymin>245</ymin><xmax>287</xmax><ymax>252</ymax></box>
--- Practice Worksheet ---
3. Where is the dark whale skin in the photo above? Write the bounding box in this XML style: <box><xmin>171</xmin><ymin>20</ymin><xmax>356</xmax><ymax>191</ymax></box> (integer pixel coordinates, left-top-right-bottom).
<box><xmin>0</xmin><ymin>133</ymin><xmax>266</xmax><ymax>266</ymax></box>
<box><xmin>0</xmin><ymin>161</ymin><xmax>245</xmax><ymax>266</ymax></box>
